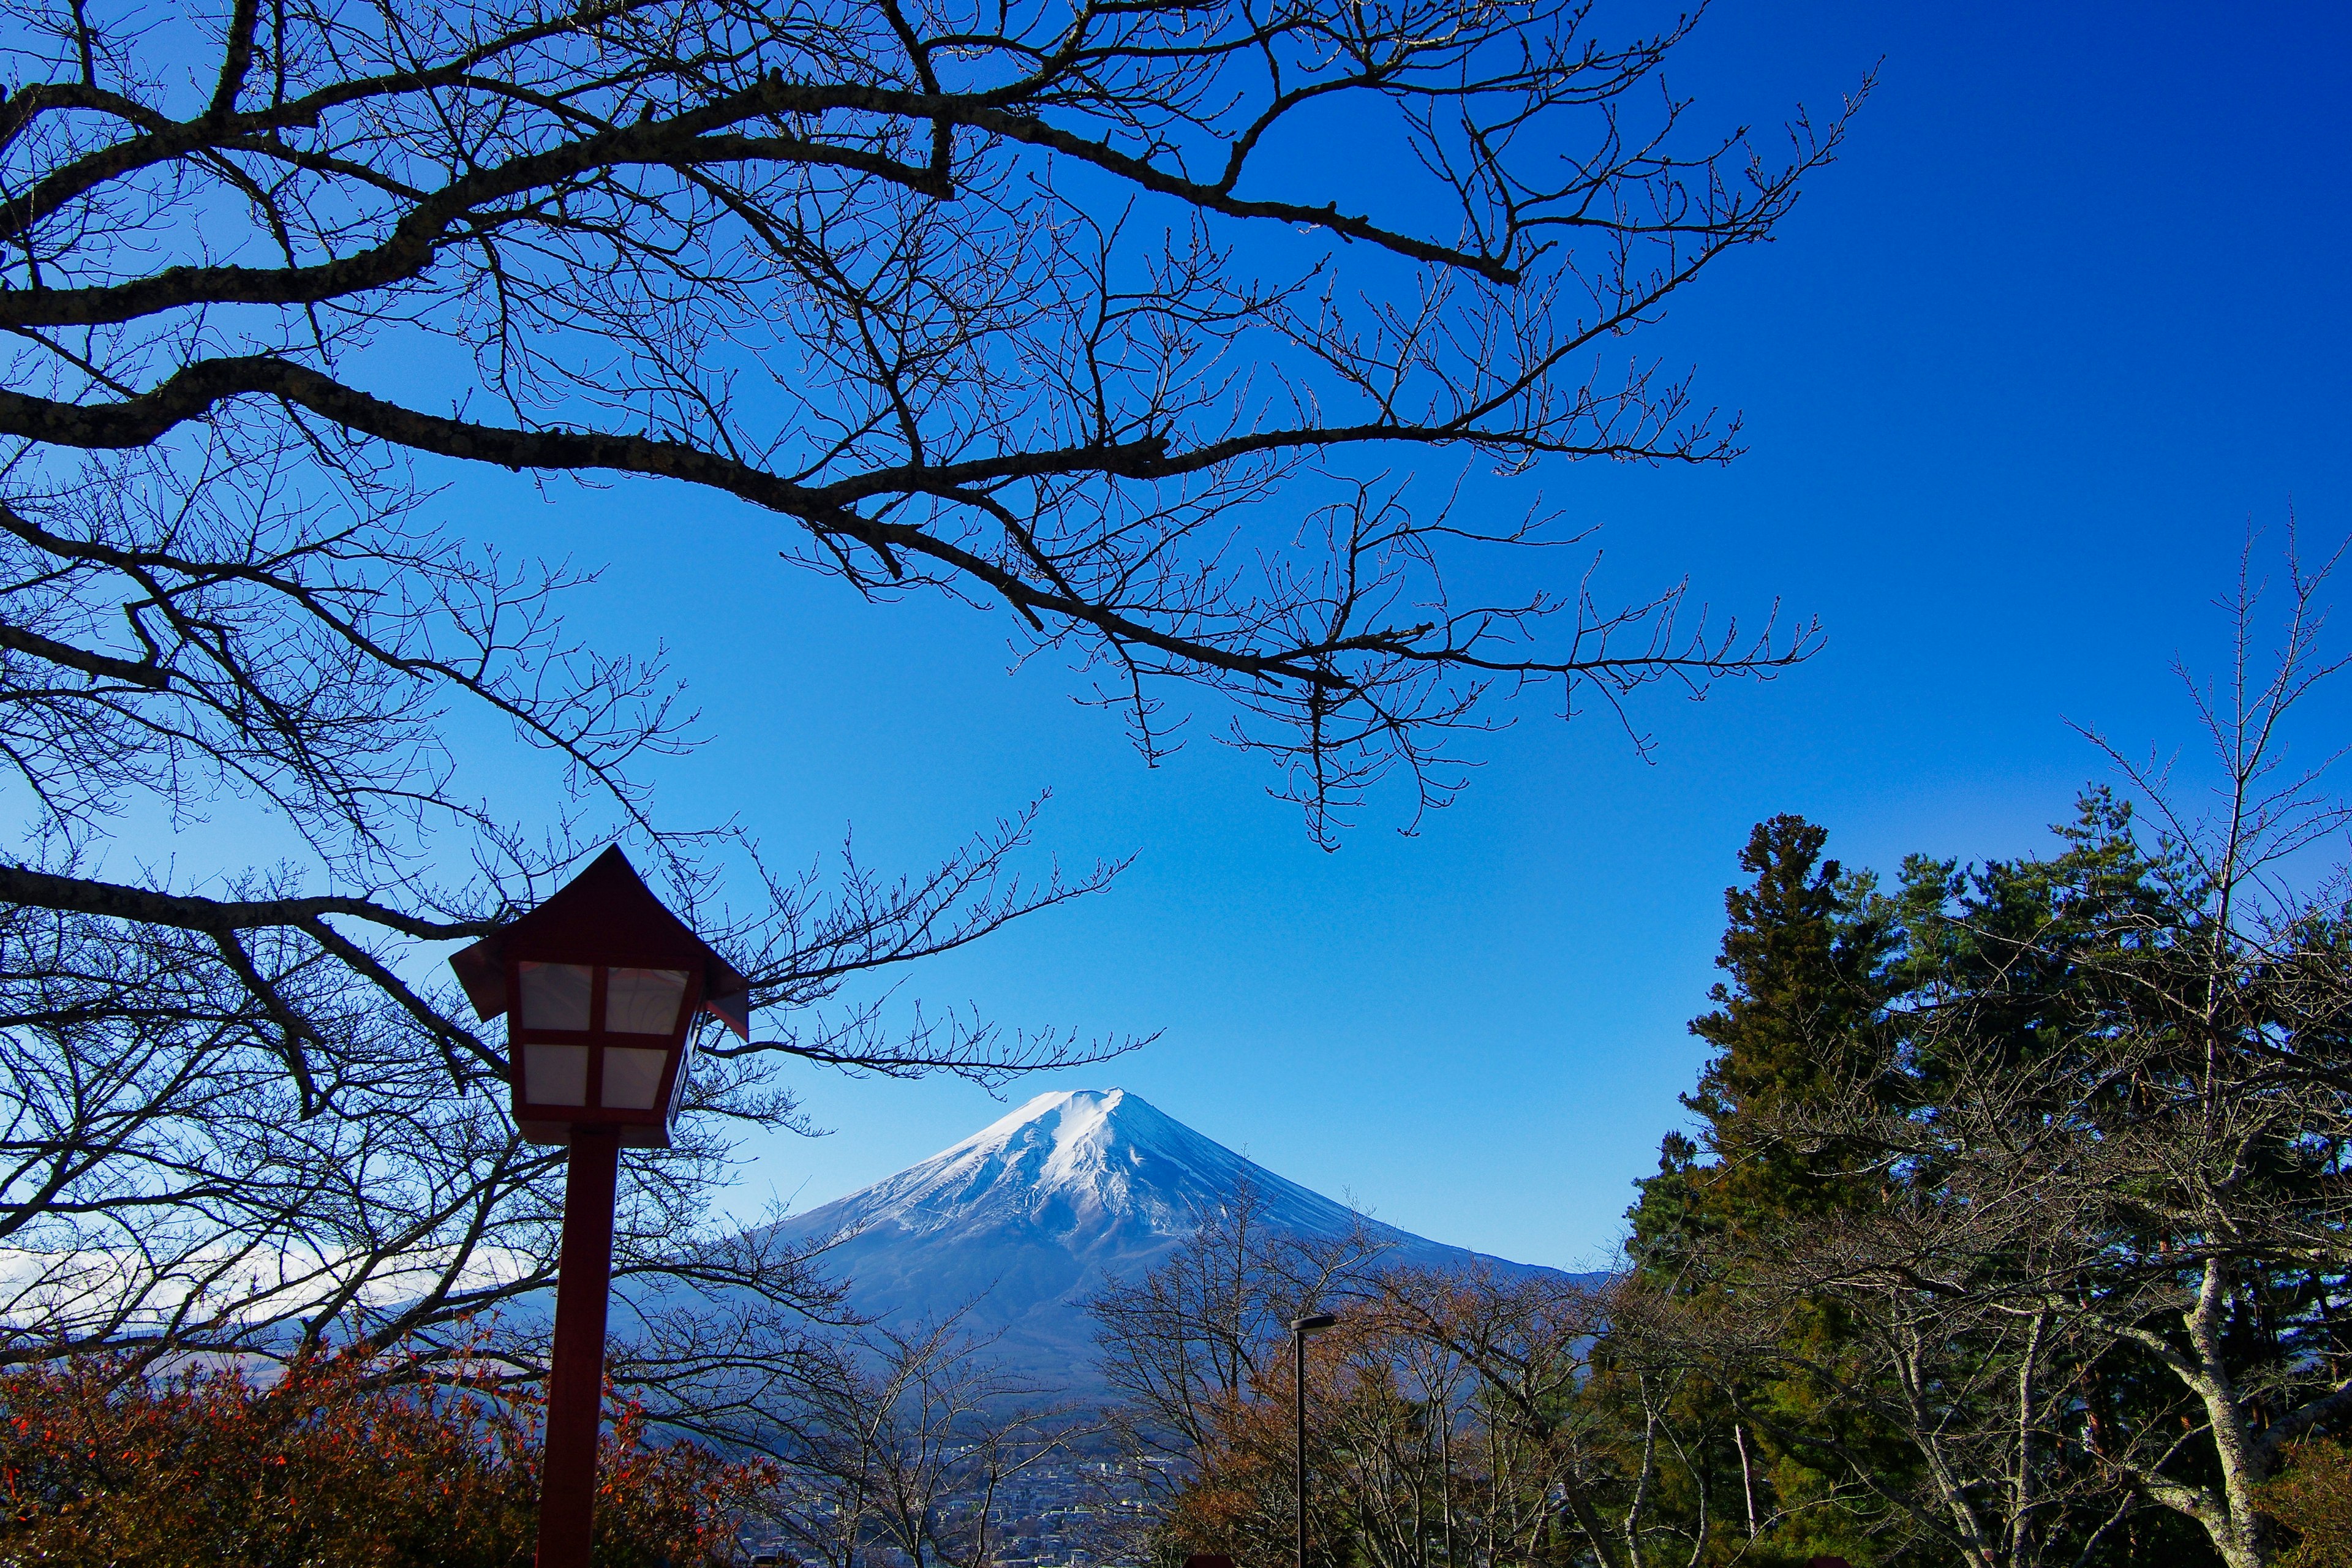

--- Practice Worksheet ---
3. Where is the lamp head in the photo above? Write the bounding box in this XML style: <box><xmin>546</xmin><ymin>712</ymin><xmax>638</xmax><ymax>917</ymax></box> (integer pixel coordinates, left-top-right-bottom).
<box><xmin>1290</xmin><ymin>1312</ymin><xmax>1338</xmax><ymax>1335</ymax></box>
<box><xmin>447</xmin><ymin>846</ymin><xmax>755</xmax><ymax>1147</ymax></box>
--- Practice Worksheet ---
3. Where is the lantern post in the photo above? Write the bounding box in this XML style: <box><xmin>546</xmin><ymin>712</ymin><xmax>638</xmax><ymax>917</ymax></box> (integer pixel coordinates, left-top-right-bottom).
<box><xmin>449</xmin><ymin>848</ymin><xmax>752</xmax><ymax>1568</ymax></box>
<box><xmin>1290</xmin><ymin>1312</ymin><xmax>1337</xmax><ymax>1568</ymax></box>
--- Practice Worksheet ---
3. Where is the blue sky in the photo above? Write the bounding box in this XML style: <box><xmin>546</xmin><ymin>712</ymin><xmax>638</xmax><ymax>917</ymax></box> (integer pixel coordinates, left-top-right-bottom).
<box><xmin>439</xmin><ymin>0</ymin><xmax>2352</xmax><ymax>1269</ymax></box>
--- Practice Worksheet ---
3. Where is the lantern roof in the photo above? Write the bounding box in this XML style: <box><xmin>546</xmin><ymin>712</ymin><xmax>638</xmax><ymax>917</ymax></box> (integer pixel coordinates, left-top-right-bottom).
<box><xmin>448</xmin><ymin>846</ymin><xmax>753</xmax><ymax>1039</ymax></box>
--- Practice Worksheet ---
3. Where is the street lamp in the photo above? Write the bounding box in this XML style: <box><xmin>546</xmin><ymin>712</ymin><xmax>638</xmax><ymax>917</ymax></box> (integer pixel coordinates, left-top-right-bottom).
<box><xmin>449</xmin><ymin>846</ymin><xmax>752</xmax><ymax>1568</ymax></box>
<box><xmin>1289</xmin><ymin>1311</ymin><xmax>1338</xmax><ymax>1568</ymax></box>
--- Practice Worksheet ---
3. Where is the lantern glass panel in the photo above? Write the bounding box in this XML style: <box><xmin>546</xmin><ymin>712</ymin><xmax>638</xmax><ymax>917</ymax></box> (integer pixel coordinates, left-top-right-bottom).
<box><xmin>668</xmin><ymin>1039</ymin><xmax>696</xmax><ymax>1121</ymax></box>
<box><xmin>523</xmin><ymin>1043</ymin><xmax>589</xmax><ymax>1106</ymax></box>
<box><xmin>602</xmin><ymin>1046</ymin><xmax>669</xmax><ymax>1109</ymax></box>
<box><xmin>607</xmin><ymin>968</ymin><xmax>689</xmax><ymax>1035</ymax></box>
<box><xmin>518</xmin><ymin>962</ymin><xmax>593</xmax><ymax>1030</ymax></box>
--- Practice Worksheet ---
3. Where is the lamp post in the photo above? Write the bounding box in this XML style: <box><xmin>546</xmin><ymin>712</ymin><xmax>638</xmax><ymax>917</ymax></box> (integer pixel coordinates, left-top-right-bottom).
<box><xmin>1289</xmin><ymin>1312</ymin><xmax>1337</xmax><ymax>1568</ymax></box>
<box><xmin>449</xmin><ymin>847</ymin><xmax>752</xmax><ymax>1568</ymax></box>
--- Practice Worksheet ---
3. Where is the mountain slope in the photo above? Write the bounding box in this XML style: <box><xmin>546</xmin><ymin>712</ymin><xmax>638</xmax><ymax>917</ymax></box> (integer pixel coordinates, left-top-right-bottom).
<box><xmin>758</xmin><ymin>1088</ymin><xmax>1560</xmax><ymax>1395</ymax></box>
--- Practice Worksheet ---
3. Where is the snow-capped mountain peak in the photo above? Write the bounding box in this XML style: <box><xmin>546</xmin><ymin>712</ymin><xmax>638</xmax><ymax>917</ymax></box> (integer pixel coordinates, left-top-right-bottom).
<box><xmin>824</xmin><ymin>1087</ymin><xmax>1349</xmax><ymax>1243</ymax></box>
<box><xmin>758</xmin><ymin>1087</ymin><xmax>1559</xmax><ymax>1395</ymax></box>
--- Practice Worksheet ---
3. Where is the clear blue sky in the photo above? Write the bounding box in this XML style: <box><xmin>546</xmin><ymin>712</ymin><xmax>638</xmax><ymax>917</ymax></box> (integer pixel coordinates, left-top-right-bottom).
<box><xmin>439</xmin><ymin>0</ymin><xmax>2352</xmax><ymax>1269</ymax></box>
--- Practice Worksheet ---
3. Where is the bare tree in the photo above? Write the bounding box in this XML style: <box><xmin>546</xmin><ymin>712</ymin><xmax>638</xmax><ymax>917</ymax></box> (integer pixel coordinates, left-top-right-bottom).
<box><xmin>1904</xmin><ymin>538</ymin><xmax>2352</xmax><ymax>1568</ymax></box>
<box><xmin>0</xmin><ymin>0</ymin><xmax>1853</xmax><ymax>1456</ymax></box>
<box><xmin>1088</xmin><ymin>1183</ymin><xmax>1644</xmax><ymax>1568</ymax></box>
<box><xmin>1088</xmin><ymin>1177</ymin><xmax>1389</xmax><ymax>1463</ymax></box>
<box><xmin>0</xmin><ymin>49</ymin><xmax>1145</xmax><ymax>1388</ymax></box>
<box><xmin>1087</xmin><ymin>1180</ymin><xmax>1396</xmax><ymax>1566</ymax></box>
<box><xmin>1371</xmin><ymin>1267</ymin><xmax>1625</xmax><ymax>1568</ymax></box>
<box><xmin>0</xmin><ymin>796</ymin><xmax>1138</xmax><ymax>1382</ymax></box>
<box><xmin>1</xmin><ymin>0</ymin><xmax>1856</xmax><ymax>843</ymax></box>
<box><xmin>745</xmin><ymin>1314</ymin><xmax>1085</xmax><ymax>1568</ymax></box>
<box><xmin>0</xmin><ymin>431</ymin><xmax>1136</xmax><ymax>1390</ymax></box>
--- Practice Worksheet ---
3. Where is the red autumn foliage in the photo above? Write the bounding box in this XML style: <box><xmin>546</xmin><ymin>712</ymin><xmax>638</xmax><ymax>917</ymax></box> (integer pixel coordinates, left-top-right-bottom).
<box><xmin>0</xmin><ymin>1343</ymin><xmax>773</xmax><ymax>1566</ymax></box>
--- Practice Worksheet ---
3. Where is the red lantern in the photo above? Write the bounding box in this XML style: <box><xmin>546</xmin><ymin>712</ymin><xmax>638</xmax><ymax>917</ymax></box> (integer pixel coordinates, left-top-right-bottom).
<box><xmin>446</xmin><ymin>846</ymin><xmax>753</xmax><ymax>1568</ymax></box>
<box><xmin>448</xmin><ymin>846</ymin><xmax>752</xmax><ymax>1146</ymax></box>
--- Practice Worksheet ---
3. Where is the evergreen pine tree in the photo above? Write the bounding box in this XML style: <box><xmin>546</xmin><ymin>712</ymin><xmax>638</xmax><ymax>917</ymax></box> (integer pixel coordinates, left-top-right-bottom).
<box><xmin>1612</xmin><ymin>815</ymin><xmax>1903</xmax><ymax>1566</ymax></box>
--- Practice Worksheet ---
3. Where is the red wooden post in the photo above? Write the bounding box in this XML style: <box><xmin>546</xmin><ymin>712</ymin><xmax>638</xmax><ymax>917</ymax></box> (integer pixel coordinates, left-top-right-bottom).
<box><xmin>447</xmin><ymin>848</ymin><xmax>756</xmax><ymax>1568</ymax></box>
<box><xmin>537</xmin><ymin>1127</ymin><xmax>622</xmax><ymax>1568</ymax></box>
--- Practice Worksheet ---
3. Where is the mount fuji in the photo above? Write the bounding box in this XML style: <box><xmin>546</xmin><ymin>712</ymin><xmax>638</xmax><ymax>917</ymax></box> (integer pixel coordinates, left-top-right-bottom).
<box><xmin>756</xmin><ymin>1088</ymin><xmax>1564</xmax><ymax>1395</ymax></box>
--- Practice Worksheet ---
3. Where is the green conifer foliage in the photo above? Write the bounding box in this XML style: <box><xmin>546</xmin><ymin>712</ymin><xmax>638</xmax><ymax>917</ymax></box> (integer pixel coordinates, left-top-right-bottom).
<box><xmin>1605</xmin><ymin>795</ymin><xmax>2352</xmax><ymax>1567</ymax></box>
<box><xmin>1609</xmin><ymin>815</ymin><xmax>1904</xmax><ymax>1566</ymax></box>
<box><xmin>1681</xmin><ymin>813</ymin><xmax>1894</xmax><ymax>1224</ymax></box>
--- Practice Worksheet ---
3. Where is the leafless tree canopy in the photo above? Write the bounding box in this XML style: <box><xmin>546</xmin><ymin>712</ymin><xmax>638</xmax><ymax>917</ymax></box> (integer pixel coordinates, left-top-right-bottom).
<box><xmin>3</xmin><ymin>0</ymin><xmax>1852</xmax><ymax>839</ymax></box>
<box><xmin>742</xmin><ymin>1315</ymin><xmax>1088</xmax><ymax>1568</ymax></box>
<box><xmin>0</xmin><ymin>0</ymin><xmax>1852</xmax><ymax>1447</ymax></box>
<box><xmin>0</xmin><ymin>139</ymin><xmax>1146</xmax><ymax>1395</ymax></box>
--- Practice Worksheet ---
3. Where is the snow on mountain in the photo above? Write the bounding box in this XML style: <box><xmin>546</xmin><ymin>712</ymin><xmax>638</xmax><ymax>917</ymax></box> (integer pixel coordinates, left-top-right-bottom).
<box><xmin>756</xmin><ymin>1088</ymin><xmax>1559</xmax><ymax>1396</ymax></box>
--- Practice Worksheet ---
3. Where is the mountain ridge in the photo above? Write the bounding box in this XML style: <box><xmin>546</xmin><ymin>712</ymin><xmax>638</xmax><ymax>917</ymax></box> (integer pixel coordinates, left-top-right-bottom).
<box><xmin>757</xmin><ymin>1088</ymin><xmax>1567</xmax><ymax>1395</ymax></box>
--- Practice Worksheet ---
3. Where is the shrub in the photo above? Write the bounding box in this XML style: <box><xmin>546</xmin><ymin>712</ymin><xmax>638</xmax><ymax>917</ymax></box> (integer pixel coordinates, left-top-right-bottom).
<box><xmin>0</xmin><ymin>1344</ymin><xmax>766</xmax><ymax>1566</ymax></box>
<box><xmin>2263</xmin><ymin>1439</ymin><xmax>2352</xmax><ymax>1568</ymax></box>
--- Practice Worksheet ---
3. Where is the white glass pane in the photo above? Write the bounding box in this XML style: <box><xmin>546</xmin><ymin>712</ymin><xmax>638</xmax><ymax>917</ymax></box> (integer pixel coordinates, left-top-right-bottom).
<box><xmin>668</xmin><ymin>1039</ymin><xmax>696</xmax><ymax>1120</ymax></box>
<box><xmin>606</xmin><ymin>967</ymin><xmax>688</xmax><ymax>1035</ymax></box>
<box><xmin>518</xmin><ymin>962</ymin><xmax>592</xmax><ymax>1030</ymax></box>
<box><xmin>602</xmin><ymin>1046</ymin><xmax>668</xmax><ymax>1110</ymax></box>
<box><xmin>522</xmin><ymin>1044</ymin><xmax>589</xmax><ymax>1107</ymax></box>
